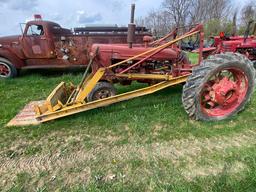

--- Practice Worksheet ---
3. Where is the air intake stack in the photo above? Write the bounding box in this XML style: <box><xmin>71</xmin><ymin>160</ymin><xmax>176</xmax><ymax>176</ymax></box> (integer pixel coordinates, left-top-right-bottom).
<box><xmin>127</xmin><ymin>4</ymin><xmax>136</xmax><ymax>48</ymax></box>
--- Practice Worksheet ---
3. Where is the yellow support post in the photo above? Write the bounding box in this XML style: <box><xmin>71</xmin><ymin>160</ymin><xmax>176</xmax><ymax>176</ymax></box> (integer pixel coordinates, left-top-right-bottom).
<box><xmin>74</xmin><ymin>68</ymin><xmax>106</xmax><ymax>103</ymax></box>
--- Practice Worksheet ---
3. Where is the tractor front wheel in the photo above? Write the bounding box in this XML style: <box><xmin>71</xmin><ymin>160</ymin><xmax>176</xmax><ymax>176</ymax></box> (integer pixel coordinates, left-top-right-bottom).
<box><xmin>182</xmin><ymin>53</ymin><xmax>255</xmax><ymax>121</ymax></box>
<box><xmin>87</xmin><ymin>81</ymin><xmax>117</xmax><ymax>102</ymax></box>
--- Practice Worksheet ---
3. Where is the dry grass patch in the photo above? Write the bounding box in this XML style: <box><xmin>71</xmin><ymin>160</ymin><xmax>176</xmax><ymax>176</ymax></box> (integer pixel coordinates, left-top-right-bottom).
<box><xmin>1</xmin><ymin>128</ymin><xmax>256</xmax><ymax>190</ymax></box>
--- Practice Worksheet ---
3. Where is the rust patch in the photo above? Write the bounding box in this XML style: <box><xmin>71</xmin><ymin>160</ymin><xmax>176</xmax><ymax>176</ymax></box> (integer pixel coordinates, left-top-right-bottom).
<box><xmin>7</xmin><ymin>101</ymin><xmax>45</xmax><ymax>127</ymax></box>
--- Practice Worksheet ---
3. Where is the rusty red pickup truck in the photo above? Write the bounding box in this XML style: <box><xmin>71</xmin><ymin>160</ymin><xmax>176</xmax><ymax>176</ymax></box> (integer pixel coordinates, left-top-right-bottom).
<box><xmin>0</xmin><ymin>15</ymin><xmax>150</xmax><ymax>78</ymax></box>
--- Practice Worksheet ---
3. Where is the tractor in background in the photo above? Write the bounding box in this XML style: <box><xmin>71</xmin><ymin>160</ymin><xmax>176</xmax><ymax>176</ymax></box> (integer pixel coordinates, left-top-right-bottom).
<box><xmin>199</xmin><ymin>20</ymin><xmax>256</xmax><ymax>67</ymax></box>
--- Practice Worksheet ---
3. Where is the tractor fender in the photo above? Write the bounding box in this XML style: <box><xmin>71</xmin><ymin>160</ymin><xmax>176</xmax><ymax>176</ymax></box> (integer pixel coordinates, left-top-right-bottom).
<box><xmin>0</xmin><ymin>48</ymin><xmax>25</xmax><ymax>69</ymax></box>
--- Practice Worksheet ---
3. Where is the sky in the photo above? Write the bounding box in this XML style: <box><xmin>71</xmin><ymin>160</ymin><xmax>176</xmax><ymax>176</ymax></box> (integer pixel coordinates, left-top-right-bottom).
<box><xmin>0</xmin><ymin>0</ymin><xmax>250</xmax><ymax>36</ymax></box>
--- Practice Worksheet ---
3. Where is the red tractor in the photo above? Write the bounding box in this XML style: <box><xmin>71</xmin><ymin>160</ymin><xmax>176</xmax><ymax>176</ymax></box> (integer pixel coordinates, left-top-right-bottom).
<box><xmin>201</xmin><ymin>20</ymin><xmax>256</xmax><ymax>67</ymax></box>
<box><xmin>7</xmin><ymin>5</ymin><xmax>256</xmax><ymax>126</ymax></box>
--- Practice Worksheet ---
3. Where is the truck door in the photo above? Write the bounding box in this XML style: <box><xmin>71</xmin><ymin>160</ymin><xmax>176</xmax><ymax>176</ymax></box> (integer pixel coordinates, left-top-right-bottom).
<box><xmin>22</xmin><ymin>24</ymin><xmax>54</xmax><ymax>59</ymax></box>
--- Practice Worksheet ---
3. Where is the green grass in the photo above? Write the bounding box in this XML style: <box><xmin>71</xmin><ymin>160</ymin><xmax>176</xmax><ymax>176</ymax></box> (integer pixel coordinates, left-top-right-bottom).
<box><xmin>1</xmin><ymin>60</ymin><xmax>256</xmax><ymax>191</ymax></box>
<box><xmin>188</xmin><ymin>52</ymin><xmax>199</xmax><ymax>64</ymax></box>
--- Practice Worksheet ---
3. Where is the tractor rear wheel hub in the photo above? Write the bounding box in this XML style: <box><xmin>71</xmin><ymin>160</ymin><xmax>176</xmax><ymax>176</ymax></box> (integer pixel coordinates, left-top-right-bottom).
<box><xmin>211</xmin><ymin>77</ymin><xmax>238</xmax><ymax>106</ymax></box>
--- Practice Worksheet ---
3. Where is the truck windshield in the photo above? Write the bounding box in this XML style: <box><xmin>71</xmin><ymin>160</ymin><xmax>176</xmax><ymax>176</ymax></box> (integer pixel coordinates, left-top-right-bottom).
<box><xmin>27</xmin><ymin>25</ymin><xmax>44</xmax><ymax>36</ymax></box>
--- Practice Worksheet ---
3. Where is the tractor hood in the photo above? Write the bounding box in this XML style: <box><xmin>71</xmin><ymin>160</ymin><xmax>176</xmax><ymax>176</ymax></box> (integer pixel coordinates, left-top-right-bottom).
<box><xmin>91</xmin><ymin>44</ymin><xmax>179</xmax><ymax>65</ymax></box>
<box><xmin>0</xmin><ymin>35</ymin><xmax>20</xmax><ymax>46</ymax></box>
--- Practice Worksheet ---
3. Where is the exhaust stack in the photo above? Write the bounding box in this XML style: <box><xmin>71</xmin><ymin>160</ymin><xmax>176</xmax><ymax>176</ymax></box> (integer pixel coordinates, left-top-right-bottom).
<box><xmin>127</xmin><ymin>4</ymin><xmax>136</xmax><ymax>48</ymax></box>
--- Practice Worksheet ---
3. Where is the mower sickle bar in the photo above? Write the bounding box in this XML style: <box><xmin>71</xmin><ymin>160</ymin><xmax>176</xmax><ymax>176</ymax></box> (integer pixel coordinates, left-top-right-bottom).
<box><xmin>36</xmin><ymin>75</ymin><xmax>189</xmax><ymax>123</ymax></box>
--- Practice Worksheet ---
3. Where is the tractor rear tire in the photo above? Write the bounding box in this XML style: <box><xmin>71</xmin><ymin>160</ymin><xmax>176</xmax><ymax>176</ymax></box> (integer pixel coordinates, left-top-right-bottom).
<box><xmin>182</xmin><ymin>52</ymin><xmax>255</xmax><ymax>121</ymax></box>
<box><xmin>87</xmin><ymin>81</ymin><xmax>117</xmax><ymax>102</ymax></box>
<box><xmin>0</xmin><ymin>58</ymin><xmax>17</xmax><ymax>78</ymax></box>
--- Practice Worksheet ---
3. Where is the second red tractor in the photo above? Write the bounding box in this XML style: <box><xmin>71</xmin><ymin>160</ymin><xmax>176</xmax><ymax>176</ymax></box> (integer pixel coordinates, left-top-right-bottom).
<box><xmin>201</xmin><ymin>20</ymin><xmax>256</xmax><ymax>67</ymax></box>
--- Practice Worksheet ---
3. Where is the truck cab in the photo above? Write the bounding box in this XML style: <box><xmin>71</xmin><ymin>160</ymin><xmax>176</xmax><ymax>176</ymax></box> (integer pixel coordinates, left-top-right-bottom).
<box><xmin>21</xmin><ymin>20</ymin><xmax>66</xmax><ymax>59</ymax></box>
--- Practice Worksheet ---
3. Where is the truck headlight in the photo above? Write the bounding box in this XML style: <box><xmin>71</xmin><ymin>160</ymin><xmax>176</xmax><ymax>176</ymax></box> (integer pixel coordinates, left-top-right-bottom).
<box><xmin>0</xmin><ymin>44</ymin><xmax>2</xmax><ymax>48</ymax></box>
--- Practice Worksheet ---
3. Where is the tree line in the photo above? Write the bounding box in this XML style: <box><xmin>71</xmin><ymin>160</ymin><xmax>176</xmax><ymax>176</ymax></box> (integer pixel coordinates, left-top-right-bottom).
<box><xmin>136</xmin><ymin>0</ymin><xmax>256</xmax><ymax>38</ymax></box>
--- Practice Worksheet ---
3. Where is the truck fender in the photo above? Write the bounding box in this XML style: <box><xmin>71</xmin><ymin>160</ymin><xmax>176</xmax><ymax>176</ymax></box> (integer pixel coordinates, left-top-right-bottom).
<box><xmin>0</xmin><ymin>48</ymin><xmax>25</xmax><ymax>69</ymax></box>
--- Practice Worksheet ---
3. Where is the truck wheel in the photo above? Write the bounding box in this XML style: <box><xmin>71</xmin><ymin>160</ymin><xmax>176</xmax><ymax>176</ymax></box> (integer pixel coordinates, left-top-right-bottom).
<box><xmin>87</xmin><ymin>81</ymin><xmax>116</xmax><ymax>102</ymax></box>
<box><xmin>0</xmin><ymin>58</ymin><xmax>17</xmax><ymax>78</ymax></box>
<box><xmin>182</xmin><ymin>53</ymin><xmax>255</xmax><ymax>121</ymax></box>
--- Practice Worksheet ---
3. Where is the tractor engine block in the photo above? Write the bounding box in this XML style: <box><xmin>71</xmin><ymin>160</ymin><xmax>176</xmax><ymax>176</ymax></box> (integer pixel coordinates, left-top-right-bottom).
<box><xmin>112</xmin><ymin>60</ymin><xmax>173</xmax><ymax>75</ymax></box>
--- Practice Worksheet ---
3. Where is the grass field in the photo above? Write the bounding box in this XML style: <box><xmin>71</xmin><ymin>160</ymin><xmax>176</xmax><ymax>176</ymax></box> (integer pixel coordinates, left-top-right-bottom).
<box><xmin>1</xmin><ymin>54</ymin><xmax>256</xmax><ymax>191</ymax></box>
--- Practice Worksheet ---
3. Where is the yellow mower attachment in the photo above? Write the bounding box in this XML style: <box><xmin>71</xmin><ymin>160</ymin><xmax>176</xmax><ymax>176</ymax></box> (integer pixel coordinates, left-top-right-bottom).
<box><xmin>36</xmin><ymin>74</ymin><xmax>189</xmax><ymax>123</ymax></box>
<box><xmin>7</xmin><ymin>72</ymin><xmax>189</xmax><ymax>127</ymax></box>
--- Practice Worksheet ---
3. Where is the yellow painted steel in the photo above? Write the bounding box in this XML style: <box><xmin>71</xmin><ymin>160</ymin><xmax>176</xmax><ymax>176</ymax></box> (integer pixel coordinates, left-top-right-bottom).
<box><xmin>35</xmin><ymin>68</ymin><xmax>105</xmax><ymax>115</ymax></box>
<box><xmin>35</xmin><ymin>81</ymin><xmax>75</xmax><ymax>115</ymax></box>
<box><xmin>75</xmin><ymin>68</ymin><xmax>105</xmax><ymax>103</ymax></box>
<box><xmin>43</xmin><ymin>82</ymin><xmax>67</xmax><ymax>112</ymax></box>
<box><xmin>36</xmin><ymin>75</ymin><xmax>189</xmax><ymax>123</ymax></box>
